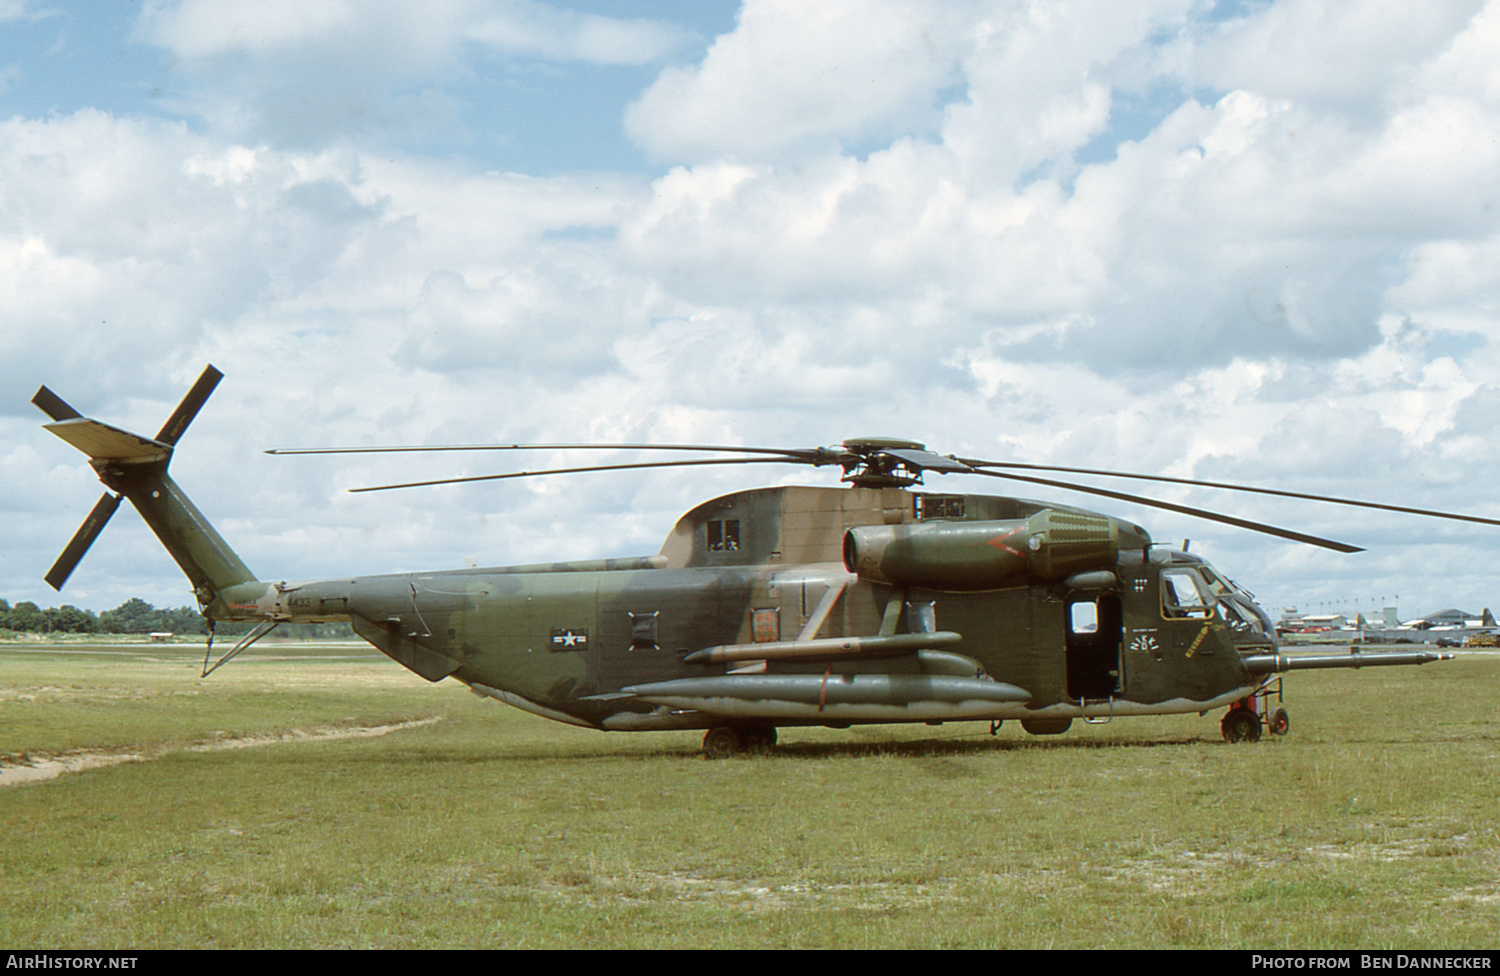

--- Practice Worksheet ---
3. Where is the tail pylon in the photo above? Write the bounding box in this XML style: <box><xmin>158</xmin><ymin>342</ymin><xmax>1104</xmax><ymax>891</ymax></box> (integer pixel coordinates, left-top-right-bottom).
<box><xmin>34</xmin><ymin>365</ymin><xmax>257</xmax><ymax>604</ymax></box>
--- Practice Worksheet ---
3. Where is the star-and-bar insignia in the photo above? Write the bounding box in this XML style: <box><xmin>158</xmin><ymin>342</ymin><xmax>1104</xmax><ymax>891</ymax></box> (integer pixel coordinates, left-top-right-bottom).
<box><xmin>550</xmin><ymin>627</ymin><xmax>589</xmax><ymax>652</ymax></box>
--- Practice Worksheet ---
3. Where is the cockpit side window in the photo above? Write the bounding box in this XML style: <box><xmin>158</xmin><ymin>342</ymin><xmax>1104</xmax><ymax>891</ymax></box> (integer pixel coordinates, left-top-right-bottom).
<box><xmin>1161</xmin><ymin>568</ymin><xmax>1214</xmax><ymax>619</ymax></box>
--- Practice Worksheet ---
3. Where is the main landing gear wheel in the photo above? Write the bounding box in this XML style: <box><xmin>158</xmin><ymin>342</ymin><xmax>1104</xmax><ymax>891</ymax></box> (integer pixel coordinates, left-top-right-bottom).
<box><xmin>703</xmin><ymin>724</ymin><xmax>778</xmax><ymax>758</ymax></box>
<box><xmin>742</xmin><ymin>725</ymin><xmax>778</xmax><ymax>752</ymax></box>
<box><xmin>703</xmin><ymin>726</ymin><xmax>742</xmax><ymax>759</ymax></box>
<box><xmin>1221</xmin><ymin>707</ymin><xmax>1262</xmax><ymax>743</ymax></box>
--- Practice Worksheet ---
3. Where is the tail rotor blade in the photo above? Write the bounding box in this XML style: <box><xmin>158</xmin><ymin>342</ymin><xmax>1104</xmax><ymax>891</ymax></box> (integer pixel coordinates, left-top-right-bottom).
<box><xmin>45</xmin><ymin>492</ymin><xmax>122</xmax><ymax>590</ymax></box>
<box><xmin>32</xmin><ymin>385</ymin><xmax>83</xmax><ymax>422</ymax></box>
<box><xmin>155</xmin><ymin>364</ymin><xmax>223</xmax><ymax>446</ymax></box>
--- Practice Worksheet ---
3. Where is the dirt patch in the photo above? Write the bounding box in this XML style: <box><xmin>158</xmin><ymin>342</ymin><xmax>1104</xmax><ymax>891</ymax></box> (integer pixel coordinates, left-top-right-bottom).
<box><xmin>0</xmin><ymin>718</ymin><xmax>442</xmax><ymax>788</ymax></box>
<box><xmin>524</xmin><ymin>868</ymin><xmax>962</xmax><ymax>913</ymax></box>
<box><xmin>0</xmin><ymin>750</ymin><xmax>148</xmax><ymax>786</ymax></box>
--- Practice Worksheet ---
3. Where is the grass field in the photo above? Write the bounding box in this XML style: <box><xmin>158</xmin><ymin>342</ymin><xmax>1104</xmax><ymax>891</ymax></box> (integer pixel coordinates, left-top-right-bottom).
<box><xmin>1</xmin><ymin>639</ymin><xmax>1497</xmax><ymax>949</ymax></box>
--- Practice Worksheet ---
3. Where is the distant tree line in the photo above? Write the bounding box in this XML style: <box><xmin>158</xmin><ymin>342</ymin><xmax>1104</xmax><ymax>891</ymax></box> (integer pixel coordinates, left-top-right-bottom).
<box><xmin>0</xmin><ymin>597</ymin><xmax>352</xmax><ymax>639</ymax></box>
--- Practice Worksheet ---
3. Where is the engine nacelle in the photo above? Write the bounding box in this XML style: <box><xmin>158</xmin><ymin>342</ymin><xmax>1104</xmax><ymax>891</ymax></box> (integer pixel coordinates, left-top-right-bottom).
<box><xmin>843</xmin><ymin>509</ymin><xmax>1119</xmax><ymax>590</ymax></box>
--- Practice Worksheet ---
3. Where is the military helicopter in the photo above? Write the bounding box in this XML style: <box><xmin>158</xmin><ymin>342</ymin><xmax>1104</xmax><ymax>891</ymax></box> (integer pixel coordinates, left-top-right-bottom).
<box><xmin>34</xmin><ymin>366</ymin><xmax>1495</xmax><ymax>757</ymax></box>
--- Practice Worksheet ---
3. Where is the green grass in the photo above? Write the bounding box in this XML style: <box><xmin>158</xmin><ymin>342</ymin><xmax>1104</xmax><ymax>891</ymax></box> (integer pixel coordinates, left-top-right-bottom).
<box><xmin>2</xmin><ymin>642</ymin><xmax>1498</xmax><ymax>948</ymax></box>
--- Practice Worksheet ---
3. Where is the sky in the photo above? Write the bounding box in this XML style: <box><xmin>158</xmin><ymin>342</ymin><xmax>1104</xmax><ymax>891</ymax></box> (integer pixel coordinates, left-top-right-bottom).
<box><xmin>2</xmin><ymin>0</ymin><xmax>1499</xmax><ymax>624</ymax></box>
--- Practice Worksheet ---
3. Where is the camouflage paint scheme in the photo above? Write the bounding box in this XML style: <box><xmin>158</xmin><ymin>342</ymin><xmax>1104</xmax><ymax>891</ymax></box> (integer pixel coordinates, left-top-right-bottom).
<box><xmin>37</xmin><ymin>368</ymin><xmax>1448</xmax><ymax>753</ymax></box>
<box><xmin>132</xmin><ymin>476</ymin><xmax>1278</xmax><ymax>732</ymax></box>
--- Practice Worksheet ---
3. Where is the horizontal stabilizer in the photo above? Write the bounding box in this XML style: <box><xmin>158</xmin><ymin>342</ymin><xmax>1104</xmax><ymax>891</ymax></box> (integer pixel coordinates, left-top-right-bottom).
<box><xmin>43</xmin><ymin>418</ymin><xmax>173</xmax><ymax>462</ymax></box>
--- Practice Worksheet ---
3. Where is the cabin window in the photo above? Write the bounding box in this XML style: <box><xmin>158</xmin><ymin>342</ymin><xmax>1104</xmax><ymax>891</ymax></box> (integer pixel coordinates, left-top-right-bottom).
<box><xmin>629</xmin><ymin>611</ymin><xmax>659</xmax><ymax>650</ymax></box>
<box><xmin>906</xmin><ymin>600</ymin><xmax>936</xmax><ymax>634</ymax></box>
<box><xmin>707</xmin><ymin>519</ymin><xmax>740</xmax><ymax>551</ymax></box>
<box><xmin>1069</xmin><ymin>602</ymin><xmax>1099</xmax><ymax>634</ymax></box>
<box><xmin>1161</xmin><ymin>569</ymin><xmax>1214</xmax><ymax>620</ymax></box>
<box><xmin>916</xmin><ymin>494</ymin><xmax>964</xmax><ymax>520</ymax></box>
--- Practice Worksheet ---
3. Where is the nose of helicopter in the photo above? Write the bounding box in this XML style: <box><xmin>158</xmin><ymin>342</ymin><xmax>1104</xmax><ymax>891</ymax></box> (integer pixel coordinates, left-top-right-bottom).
<box><xmin>1221</xmin><ymin>593</ymin><xmax>1279</xmax><ymax>651</ymax></box>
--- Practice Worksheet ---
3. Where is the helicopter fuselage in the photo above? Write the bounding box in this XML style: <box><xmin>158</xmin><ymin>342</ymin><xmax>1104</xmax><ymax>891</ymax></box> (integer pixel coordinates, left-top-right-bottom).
<box><xmin>209</xmin><ymin>485</ymin><xmax>1281</xmax><ymax>734</ymax></box>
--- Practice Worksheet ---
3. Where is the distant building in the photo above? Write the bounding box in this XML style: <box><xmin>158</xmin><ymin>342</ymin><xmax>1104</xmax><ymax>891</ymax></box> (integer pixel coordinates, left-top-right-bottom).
<box><xmin>1404</xmin><ymin>609</ymin><xmax>1476</xmax><ymax>630</ymax></box>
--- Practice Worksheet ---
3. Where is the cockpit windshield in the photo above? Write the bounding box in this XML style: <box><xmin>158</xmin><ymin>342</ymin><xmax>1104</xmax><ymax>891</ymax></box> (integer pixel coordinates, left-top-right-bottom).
<box><xmin>1174</xmin><ymin>556</ymin><xmax>1276</xmax><ymax>643</ymax></box>
<box><xmin>1194</xmin><ymin>562</ymin><xmax>1238</xmax><ymax>598</ymax></box>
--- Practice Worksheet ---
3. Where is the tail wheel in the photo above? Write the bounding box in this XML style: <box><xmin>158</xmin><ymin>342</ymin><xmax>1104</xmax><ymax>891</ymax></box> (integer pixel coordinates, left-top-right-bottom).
<box><xmin>1221</xmin><ymin>707</ymin><xmax>1262</xmax><ymax>743</ymax></box>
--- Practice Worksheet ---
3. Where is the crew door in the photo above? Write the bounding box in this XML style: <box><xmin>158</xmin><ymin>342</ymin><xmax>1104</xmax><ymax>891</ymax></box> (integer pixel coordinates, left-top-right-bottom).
<box><xmin>1065</xmin><ymin>592</ymin><xmax>1123</xmax><ymax>701</ymax></box>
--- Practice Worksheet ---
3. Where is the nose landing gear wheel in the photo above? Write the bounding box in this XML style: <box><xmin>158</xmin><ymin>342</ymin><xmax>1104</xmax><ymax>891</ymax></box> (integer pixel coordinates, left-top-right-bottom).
<box><xmin>1269</xmin><ymin>707</ymin><xmax>1290</xmax><ymax>736</ymax></box>
<box><xmin>1221</xmin><ymin>706</ymin><xmax>1262</xmax><ymax>743</ymax></box>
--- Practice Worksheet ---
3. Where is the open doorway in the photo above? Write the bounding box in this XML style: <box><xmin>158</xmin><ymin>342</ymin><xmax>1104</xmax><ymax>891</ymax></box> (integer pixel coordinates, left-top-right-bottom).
<box><xmin>1065</xmin><ymin>593</ymin><xmax>1122</xmax><ymax>701</ymax></box>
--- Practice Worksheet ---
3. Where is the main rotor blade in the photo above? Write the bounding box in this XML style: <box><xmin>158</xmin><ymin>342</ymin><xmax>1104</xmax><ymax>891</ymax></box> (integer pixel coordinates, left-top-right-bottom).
<box><xmin>45</xmin><ymin>492</ymin><xmax>122</xmax><ymax>590</ymax></box>
<box><xmin>155</xmin><ymin>364</ymin><xmax>223</xmax><ymax>446</ymax></box>
<box><xmin>968</xmin><ymin>469</ymin><xmax>1363</xmax><ymax>552</ymax></box>
<box><xmin>32</xmin><ymin>385</ymin><xmax>83</xmax><ymax>422</ymax></box>
<box><xmin>349</xmin><ymin>456</ymin><xmax>793</xmax><ymax>492</ymax></box>
<box><xmin>960</xmin><ymin>459</ymin><xmax>1500</xmax><ymax>529</ymax></box>
<box><xmin>271</xmin><ymin>442</ymin><xmax>844</xmax><ymax>464</ymax></box>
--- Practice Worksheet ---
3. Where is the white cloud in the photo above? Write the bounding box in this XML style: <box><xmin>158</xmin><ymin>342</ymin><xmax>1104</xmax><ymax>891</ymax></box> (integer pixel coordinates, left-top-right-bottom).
<box><xmin>138</xmin><ymin>0</ymin><xmax>372</xmax><ymax>57</ymax></box>
<box><xmin>626</xmin><ymin>0</ymin><xmax>972</xmax><ymax>162</ymax></box>
<box><xmin>144</xmin><ymin>0</ymin><xmax>694</xmax><ymax>67</ymax></box>
<box><xmin>0</xmin><ymin>111</ymin><xmax>388</xmax><ymax>394</ymax></box>
<box><xmin>1183</xmin><ymin>0</ymin><xmax>1487</xmax><ymax>117</ymax></box>
<box><xmin>7</xmin><ymin>0</ymin><xmax>1500</xmax><ymax>624</ymax></box>
<box><xmin>136</xmin><ymin>0</ymin><xmax>699</xmax><ymax>149</ymax></box>
<box><xmin>136</xmin><ymin>0</ymin><xmax>473</xmax><ymax>145</ymax></box>
<box><xmin>465</xmin><ymin>0</ymin><xmax>695</xmax><ymax>65</ymax></box>
<box><xmin>617</xmin><ymin>0</ymin><xmax>1500</xmax><ymax>378</ymax></box>
<box><xmin>1417</xmin><ymin>0</ymin><xmax>1500</xmax><ymax>102</ymax></box>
